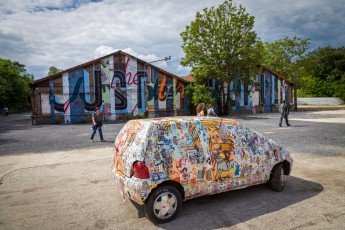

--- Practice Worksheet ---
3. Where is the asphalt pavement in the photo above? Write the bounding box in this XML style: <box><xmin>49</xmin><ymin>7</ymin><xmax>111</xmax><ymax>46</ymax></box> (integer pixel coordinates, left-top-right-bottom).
<box><xmin>0</xmin><ymin>110</ymin><xmax>344</xmax><ymax>157</ymax></box>
<box><xmin>0</xmin><ymin>112</ymin><xmax>123</xmax><ymax>155</ymax></box>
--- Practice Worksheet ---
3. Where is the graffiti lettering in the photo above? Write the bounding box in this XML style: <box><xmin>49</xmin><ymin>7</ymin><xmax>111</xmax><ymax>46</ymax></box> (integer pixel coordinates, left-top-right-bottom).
<box><xmin>176</xmin><ymin>80</ymin><xmax>185</xmax><ymax>99</ymax></box>
<box><xmin>115</xmin><ymin>90</ymin><xmax>127</xmax><ymax>110</ymax></box>
<box><xmin>126</xmin><ymin>72</ymin><xmax>139</xmax><ymax>85</ymax></box>
<box><xmin>111</xmin><ymin>70</ymin><xmax>126</xmax><ymax>89</ymax></box>
<box><xmin>158</xmin><ymin>75</ymin><xmax>166</xmax><ymax>101</ymax></box>
<box><xmin>54</xmin><ymin>69</ymin><xmax>102</xmax><ymax>112</ymax></box>
<box><xmin>137</xmin><ymin>70</ymin><xmax>146</xmax><ymax>112</ymax></box>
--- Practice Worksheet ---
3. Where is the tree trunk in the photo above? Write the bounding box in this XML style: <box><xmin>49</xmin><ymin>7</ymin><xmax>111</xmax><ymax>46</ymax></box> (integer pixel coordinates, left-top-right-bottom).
<box><xmin>222</xmin><ymin>83</ymin><xmax>225</xmax><ymax>115</ymax></box>
<box><xmin>222</xmin><ymin>82</ymin><xmax>232</xmax><ymax>115</ymax></box>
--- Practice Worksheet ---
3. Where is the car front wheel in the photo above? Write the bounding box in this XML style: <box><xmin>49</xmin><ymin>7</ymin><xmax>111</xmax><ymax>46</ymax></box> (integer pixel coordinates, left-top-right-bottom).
<box><xmin>270</xmin><ymin>163</ymin><xmax>284</xmax><ymax>192</ymax></box>
<box><xmin>144</xmin><ymin>185</ymin><xmax>182</xmax><ymax>224</ymax></box>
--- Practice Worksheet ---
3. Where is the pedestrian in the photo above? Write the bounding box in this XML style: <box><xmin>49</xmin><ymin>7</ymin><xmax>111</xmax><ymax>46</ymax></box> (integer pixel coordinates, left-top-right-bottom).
<box><xmin>207</xmin><ymin>104</ymin><xmax>217</xmax><ymax>117</ymax></box>
<box><xmin>279</xmin><ymin>100</ymin><xmax>291</xmax><ymax>127</ymax></box>
<box><xmin>91</xmin><ymin>107</ymin><xmax>105</xmax><ymax>142</ymax></box>
<box><xmin>196</xmin><ymin>102</ymin><xmax>205</xmax><ymax>116</ymax></box>
<box><xmin>3</xmin><ymin>106</ymin><xmax>9</xmax><ymax>116</ymax></box>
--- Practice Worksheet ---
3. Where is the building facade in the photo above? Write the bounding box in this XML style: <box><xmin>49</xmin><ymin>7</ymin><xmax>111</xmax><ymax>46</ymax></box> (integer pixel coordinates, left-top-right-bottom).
<box><xmin>227</xmin><ymin>65</ymin><xmax>294</xmax><ymax>114</ymax></box>
<box><xmin>30</xmin><ymin>51</ymin><xmax>293</xmax><ymax>124</ymax></box>
<box><xmin>187</xmin><ymin>65</ymin><xmax>294</xmax><ymax>114</ymax></box>
<box><xmin>30</xmin><ymin>51</ymin><xmax>190</xmax><ymax>124</ymax></box>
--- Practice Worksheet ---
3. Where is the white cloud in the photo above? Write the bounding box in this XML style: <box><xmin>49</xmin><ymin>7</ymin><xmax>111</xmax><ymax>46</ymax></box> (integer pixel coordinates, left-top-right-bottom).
<box><xmin>0</xmin><ymin>0</ymin><xmax>344</xmax><ymax>79</ymax></box>
<box><xmin>177</xmin><ymin>65</ymin><xmax>191</xmax><ymax>76</ymax></box>
<box><xmin>94</xmin><ymin>46</ymin><xmax>168</xmax><ymax>68</ymax></box>
<box><xmin>94</xmin><ymin>45</ymin><xmax>116</xmax><ymax>58</ymax></box>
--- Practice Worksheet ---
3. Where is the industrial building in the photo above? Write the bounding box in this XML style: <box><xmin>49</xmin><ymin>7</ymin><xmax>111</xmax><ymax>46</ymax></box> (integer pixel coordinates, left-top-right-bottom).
<box><xmin>30</xmin><ymin>51</ymin><xmax>293</xmax><ymax>124</ymax></box>
<box><xmin>30</xmin><ymin>51</ymin><xmax>190</xmax><ymax>124</ymax></box>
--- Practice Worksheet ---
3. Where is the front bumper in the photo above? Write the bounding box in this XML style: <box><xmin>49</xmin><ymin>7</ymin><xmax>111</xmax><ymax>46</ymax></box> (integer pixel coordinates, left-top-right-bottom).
<box><xmin>111</xmin><ymin>165</ymin><xmax>152</xmax><ymax>205</ymax></box>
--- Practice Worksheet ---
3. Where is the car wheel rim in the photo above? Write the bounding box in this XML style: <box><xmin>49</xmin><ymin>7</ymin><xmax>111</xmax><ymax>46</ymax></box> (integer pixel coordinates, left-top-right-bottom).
<box><xmin>280</xmin><ymin>168</ymin><xmax>284</xmax><ymax>186</ymax></box>
<box><xmin>153</xmin><ymin>192</ymin><xmax>177</xmax><ymax>219</ymax></box>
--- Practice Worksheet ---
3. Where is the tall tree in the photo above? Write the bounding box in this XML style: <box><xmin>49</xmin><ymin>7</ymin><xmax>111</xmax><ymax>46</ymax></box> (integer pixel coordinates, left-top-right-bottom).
<box><xmin>48</xmin><ymin>66</ymin><xmax>63</xmax><ymax>76</ymax></box>
<box><xmin>180</xmin><ymin>0</ymin><xmax>263</xmax><ymax>114</ymax></box>
<box><xmin>299</xmin><ymin>46</ymin><xmax>345</xmax><ymax>101</ymax></box>
<box><xmin>262</xmin><ymin>36</ymin><xmax>310</xmax><ymax>109</ymax></box>
<box><xmin>0</xmin><ymin>58</ymin><xmax>34</xmax><ymax>111</ymax></box>
<box><xmin>262</xmin><ymin>36</ymin><xmax>310</xmax><ymax>79</ymax></box>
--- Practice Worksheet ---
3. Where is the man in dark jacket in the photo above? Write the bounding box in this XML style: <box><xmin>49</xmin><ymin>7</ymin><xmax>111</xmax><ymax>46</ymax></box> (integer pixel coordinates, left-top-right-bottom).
<box><xmin>279</xmin><ymin>100</ymin><xmax>291</xmax><ymax>127</ymax></box>
<box><xmin>91</xmin><ymin>107</ymin><xmax>105</xmax><ymax>142</ymax></box>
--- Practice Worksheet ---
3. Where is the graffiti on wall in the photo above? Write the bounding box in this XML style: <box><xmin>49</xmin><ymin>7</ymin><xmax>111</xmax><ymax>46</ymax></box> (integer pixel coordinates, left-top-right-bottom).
<box><xmin>50</xmin><ymin>69</ymin><xmax>102</xmax><ymax>123</ymax></box>
<box><xmin>215</xmin><ymin>70</ymin><xmax>290</xmax><ymax>114</ymax></box>
<box><xmin>47</xmin><ymin>55</ymin><xmax>187</xmax><ymax>123</ymax></box>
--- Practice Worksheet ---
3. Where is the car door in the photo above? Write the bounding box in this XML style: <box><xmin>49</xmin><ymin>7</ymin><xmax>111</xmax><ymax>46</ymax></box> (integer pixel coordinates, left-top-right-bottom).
<box><xmin>199</xmin><ymin>120</ymin><xmax>237</xmax><ymax>191</ymax></box>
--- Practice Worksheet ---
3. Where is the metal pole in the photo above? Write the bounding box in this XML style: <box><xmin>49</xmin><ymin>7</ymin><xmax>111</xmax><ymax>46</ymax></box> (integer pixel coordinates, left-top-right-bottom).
<box><xmin>144</xmin><ymin>56</ymin><xmax>171</xmax><ymax>68</ymax></box>
<box><xmin>294</xmin><ymin>62</ymin><xmax>298</xmax><ymax>111</ymax></box>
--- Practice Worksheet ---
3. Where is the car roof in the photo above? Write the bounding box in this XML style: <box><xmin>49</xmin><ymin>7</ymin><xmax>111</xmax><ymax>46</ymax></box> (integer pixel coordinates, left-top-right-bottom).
<box><xmin>129</xmin><ymin>116</ymin><xmax>240</xmax><ymax>126</ymax></box>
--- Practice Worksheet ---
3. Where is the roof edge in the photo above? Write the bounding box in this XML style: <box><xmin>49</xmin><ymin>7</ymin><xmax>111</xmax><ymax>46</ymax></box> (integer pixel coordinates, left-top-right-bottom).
<box><xmin>257</xmin><ymin>64</ymin><xmax>294</xmax><ymax>84</ymax></box>
<box><xmin>33</xmin><ymin>50</ymin><xmax>188</xmax><ymax>84</ymax></box>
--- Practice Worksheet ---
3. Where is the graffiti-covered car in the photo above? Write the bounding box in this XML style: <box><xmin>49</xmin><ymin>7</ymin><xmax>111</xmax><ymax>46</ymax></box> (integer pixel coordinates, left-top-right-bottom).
<box><xmin>112</xmin><ymin>117</ymin><xmax>293</xmax><ymax>224</ymax></box>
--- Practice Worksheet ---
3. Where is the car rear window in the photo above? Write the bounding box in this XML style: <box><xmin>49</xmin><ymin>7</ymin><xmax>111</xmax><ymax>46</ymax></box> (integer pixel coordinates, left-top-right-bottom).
<box><xmin>114</xmin><ymin>120</ymin><xmax>152</xmax><ymax>175</ymax></box>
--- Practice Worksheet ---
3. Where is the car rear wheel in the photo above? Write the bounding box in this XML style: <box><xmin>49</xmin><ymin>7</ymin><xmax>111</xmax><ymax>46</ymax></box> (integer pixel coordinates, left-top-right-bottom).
<box><xmin>270</xmin><ymin>163</ymin><xmax>284</xmax><ymax>192</ymax></box>
<box><xmin>144</xmin><ymin>185</ymin><xmax>182</xmax><ymax>224</ymax></box>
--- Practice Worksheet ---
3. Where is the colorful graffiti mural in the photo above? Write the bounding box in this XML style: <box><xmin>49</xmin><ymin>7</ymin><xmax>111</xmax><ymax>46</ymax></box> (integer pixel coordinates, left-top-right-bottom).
<box><xmin>44</xmin><ymin>54</ymin><xmax>189</xmax><ymax>123</ymax></box>
<box><xmin>216</xmin><ymin>68</ymin><xmax>292</xmax><ymax>114</ymax></box>
<box><xmin>32</xmin><ymin>52</ymin><xmax>292</xmax><ymax>124</ymax></box>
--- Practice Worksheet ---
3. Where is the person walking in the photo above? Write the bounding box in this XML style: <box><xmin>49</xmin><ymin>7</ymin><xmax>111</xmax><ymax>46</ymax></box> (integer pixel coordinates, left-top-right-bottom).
<box><xmin>91</xmin><ymin>107</ymin><xmax>105</xmax><ymax>142</ymax></box>
<box><xmin>3</xmin><ymin>106</ymin><xmax>9</xmax><ymax>116</ymax></box>
<box><xmin>196</xmin><ymin>103</ymin><xmax>205</xmax><ymax>116</ymax></box>
<box><xmin>207</xmin><ymin>104</ymin><xmax>217</xmax><ymax>117</ymax></box>
<box><xmin>279</xmin><ymin>100</ymin><xmax>291</xmax><ymax>127</ymax></box>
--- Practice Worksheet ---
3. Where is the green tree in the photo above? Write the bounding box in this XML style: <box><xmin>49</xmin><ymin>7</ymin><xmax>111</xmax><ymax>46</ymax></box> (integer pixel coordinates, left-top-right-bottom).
<box><xmin>0</xmin><ymin>58</ymin><xmax>34</xmax><ymax>112</ymax></box>
<box><xmin>262</xmin><ymin>36</ymin><xmax>310</xmax><ymax>109</ymax></box>
<box><xmin>299</xmin><ymin>46</ymin><xmax>345</xmax><ymax>101</ymax></box>
<box><xmin>186</xmin><ymin>83</ymin><xmax>215</xmax><ymax>115</ymax></box>
<box><xmin>180</xmin><ymin>0</ymin><xmax>263</xmax><ymax>115</ymax></box>
<box><xmin>262</xmin><ymin>36</ymin><xmax>310</xmax><ymax>79</ymax></box>
<box><xmin>48</xmin><ymin>66</ymin><xmax>63</xmax><ymax>76</ymax></box>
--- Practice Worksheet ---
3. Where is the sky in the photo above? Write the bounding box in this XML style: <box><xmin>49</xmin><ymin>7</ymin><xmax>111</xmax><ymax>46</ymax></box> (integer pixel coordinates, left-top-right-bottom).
<box><xmin>0</xmin><ymin>0</ymin><xmax>344</xmax><ymax>80</ymax></box>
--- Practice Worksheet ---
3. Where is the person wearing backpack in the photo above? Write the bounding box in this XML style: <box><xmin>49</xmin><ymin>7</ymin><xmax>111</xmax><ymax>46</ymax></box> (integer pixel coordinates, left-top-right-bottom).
<box><xmin>279</xmin><ymin>100</ymin><xmax>291</xmax><ymax>127</ymax></box>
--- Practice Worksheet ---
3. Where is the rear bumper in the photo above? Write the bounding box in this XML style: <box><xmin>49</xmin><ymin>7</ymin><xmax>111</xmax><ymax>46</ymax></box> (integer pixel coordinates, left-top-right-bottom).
<box><xmin>111</xmin><ymin>165</ymin><xmax>152</xmax><ymax>205</ymax></box>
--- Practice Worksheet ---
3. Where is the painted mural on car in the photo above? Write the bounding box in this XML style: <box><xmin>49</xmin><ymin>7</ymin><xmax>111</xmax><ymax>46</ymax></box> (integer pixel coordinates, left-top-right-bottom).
<box><xmin>112</xmin><ymin>117</ymin><xmax>293</xmax><ymax>223</ymax></box>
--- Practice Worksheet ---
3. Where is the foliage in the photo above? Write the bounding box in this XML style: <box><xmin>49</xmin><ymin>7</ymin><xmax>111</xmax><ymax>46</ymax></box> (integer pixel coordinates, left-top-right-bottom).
<box><xmin>48</xmin><ymin>66</ymin><xmax>63</xmax><ymax>76</ymax></box>
<box><xmin>186</xmin><ymin>83</ymin><xmax>215</xmax><ymax>106</ymax></box>
<box><xmin>298</xmin><ymin>46</ymin><xmax>345</xmax><ymax>102</ymax></box>
<box><xmin>180</xmin><ymin>0</ymin><xmax>262</xmax><ymax>114</ymax></box>
<box><xmin>0</xmin><ymin>58</ymin><xmax>34</xmax><ymax>111</ymax></box>
<box><xmin>262</xmin><ymin>36</ymin><xmax>310</xmax><ymax>80</ymax></box>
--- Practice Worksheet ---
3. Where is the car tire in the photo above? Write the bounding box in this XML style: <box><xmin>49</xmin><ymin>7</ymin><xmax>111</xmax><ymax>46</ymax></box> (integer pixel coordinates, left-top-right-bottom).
<box><xmin>144</xmin><ymin>185</ymin><xmax>182</xmax><ymax>224</ymax></box>
<box><xmin>270</xmin><ymin>163</ymin><xmax>284</xmax><ymax>192</ymax></box>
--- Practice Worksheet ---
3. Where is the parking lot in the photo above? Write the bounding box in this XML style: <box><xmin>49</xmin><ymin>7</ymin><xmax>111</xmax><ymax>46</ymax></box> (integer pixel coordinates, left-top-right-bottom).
<box><xmin>0</xmin><ymin>110</ymin><xmax>345</xmax><ymax>229</ymax></box>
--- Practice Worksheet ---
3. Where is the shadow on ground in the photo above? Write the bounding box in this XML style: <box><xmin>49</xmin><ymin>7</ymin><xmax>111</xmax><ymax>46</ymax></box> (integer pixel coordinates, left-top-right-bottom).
<box><xmin>129</xmin><ymin>176</ymin><xmax>323</xmax><ymax>229</ymax></box>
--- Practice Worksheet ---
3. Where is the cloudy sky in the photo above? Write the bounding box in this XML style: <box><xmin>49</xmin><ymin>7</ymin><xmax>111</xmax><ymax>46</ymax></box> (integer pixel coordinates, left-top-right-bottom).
<box><xmin>1</xmin><ymin>0</ymin><xmax>344</xmax><ymax>79</ymax></box>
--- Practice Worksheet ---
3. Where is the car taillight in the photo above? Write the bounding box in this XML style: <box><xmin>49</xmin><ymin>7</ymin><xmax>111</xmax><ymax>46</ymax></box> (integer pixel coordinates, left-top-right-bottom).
<box><xmin>132</xmin><ymin>161</ymin><xmax>150</xmax><ymax>179</ymax></box>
